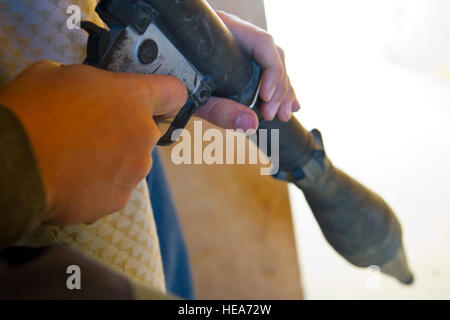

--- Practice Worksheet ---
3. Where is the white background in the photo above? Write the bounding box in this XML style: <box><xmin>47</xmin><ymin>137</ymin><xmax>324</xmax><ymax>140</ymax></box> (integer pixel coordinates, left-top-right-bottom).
<box><xmin>264</xmin><ymin>0</ymin><xmax>450</xmax><ymax>299</ymax></box>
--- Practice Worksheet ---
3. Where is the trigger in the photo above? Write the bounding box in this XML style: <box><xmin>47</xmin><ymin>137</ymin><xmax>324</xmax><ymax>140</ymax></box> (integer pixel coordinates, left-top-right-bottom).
<box><xmin>157</xmin><ymin>98</ymin><xmax>200</xmax><ymax>146</ymax></box>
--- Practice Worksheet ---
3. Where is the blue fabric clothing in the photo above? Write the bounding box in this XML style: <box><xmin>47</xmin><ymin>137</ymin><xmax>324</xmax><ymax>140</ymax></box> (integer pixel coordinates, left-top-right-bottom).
<box><xmin>147</xmin><ymin>149</ymin><xmax>195</xmax><ymax>299</ymax></box>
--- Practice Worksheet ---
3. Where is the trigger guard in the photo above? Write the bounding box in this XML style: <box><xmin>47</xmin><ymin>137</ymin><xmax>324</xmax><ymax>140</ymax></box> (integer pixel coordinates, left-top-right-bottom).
<box><xmin>157</xmin><ymin>98</ymin><xmax>201</xmax><ymax>146</ymax></box>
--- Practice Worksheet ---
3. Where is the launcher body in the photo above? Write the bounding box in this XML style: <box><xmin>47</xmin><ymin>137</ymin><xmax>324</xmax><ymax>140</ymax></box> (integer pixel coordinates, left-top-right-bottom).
<box><xmin>83</xmin><ymin>0</ymin><xmax>413</xmax><ymax>284</ymax></box>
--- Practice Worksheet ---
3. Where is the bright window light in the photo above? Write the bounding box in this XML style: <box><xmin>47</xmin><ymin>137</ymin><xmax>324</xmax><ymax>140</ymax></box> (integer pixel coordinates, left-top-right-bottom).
<box><xmin>264</xmin><ymin>0</ymin><xmax>450</xmax><ymax>299</ymax></box>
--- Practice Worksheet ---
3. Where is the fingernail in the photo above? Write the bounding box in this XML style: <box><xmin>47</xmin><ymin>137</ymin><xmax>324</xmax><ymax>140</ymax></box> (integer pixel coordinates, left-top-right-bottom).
<box><xmin>264</xmin><ymin>85</ymin><xmax>276</xmax><ymax>102</ymax></box>
<box><xmin>292</xmin><ymin>102</ymin><xmax>301</xmax><ymax>112</ymax></box>
<box><xmin>268</xmin><ymin>102</ymin><xmax>280</xmax><ymax>120</ymax></box>
<box><xmin>235</xmin><ymin>113</ymin><xmax>257</xmax><ymax>131</ymax></box>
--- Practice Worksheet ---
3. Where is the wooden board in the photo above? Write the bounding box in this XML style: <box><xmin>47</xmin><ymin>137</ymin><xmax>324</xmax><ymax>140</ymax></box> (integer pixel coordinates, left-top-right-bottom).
<box><xmin>159</xmin><ymin>124</ymin><xmax>303</xmax><ymax>299</ymax></box>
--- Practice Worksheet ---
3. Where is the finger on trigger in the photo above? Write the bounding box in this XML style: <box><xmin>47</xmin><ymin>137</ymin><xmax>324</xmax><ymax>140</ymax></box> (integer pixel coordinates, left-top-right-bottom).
<box><xmin>145</xmin><ymin>74</ymin><xmax>188</xmax><ymax>117</ymax></box>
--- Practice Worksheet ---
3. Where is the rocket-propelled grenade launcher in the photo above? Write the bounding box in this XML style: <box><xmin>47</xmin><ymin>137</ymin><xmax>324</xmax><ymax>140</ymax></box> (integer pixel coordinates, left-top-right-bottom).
<box><xmin>82</xmin><ymin>0</ymin><xmax>413</xmax><ymax>284</ymax></box>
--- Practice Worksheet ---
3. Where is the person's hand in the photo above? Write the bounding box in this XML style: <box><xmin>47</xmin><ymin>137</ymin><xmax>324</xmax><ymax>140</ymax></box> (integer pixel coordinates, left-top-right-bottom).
<box><xmin>0</xmin><ymin>60</ymin><xmax>187</xmax><ymax>226</ymax></box>
<box><xmin>194</xmin><ymin>10</ymin><xmax>300</xmax><ymax>131</ymax></box>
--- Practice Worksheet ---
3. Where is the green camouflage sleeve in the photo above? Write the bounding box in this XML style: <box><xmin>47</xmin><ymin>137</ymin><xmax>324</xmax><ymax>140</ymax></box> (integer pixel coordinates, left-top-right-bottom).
<box><xmin>0</xmin><ymin>104</ymin><xmax>46</xmax><ymax>248</ymax></box>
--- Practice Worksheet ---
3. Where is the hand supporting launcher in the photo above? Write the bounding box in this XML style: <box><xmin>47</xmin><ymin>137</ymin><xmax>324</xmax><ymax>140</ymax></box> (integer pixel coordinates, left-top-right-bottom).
<box><xmin>82</xmin><ymin>0</ymin><xmax>413</xmax><ymax>284</ymax></box>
